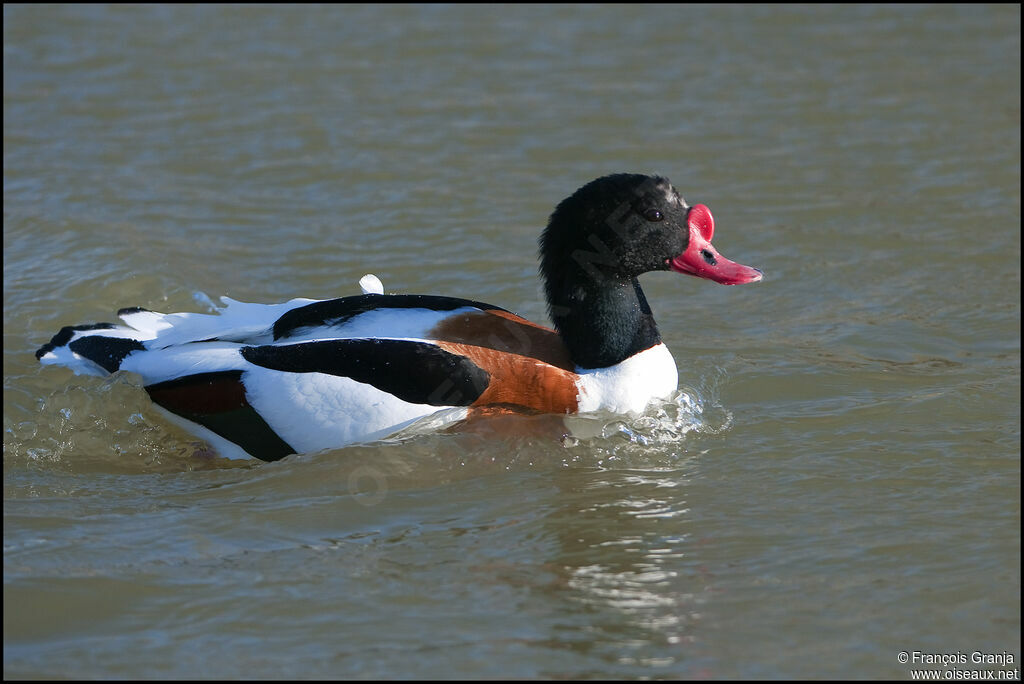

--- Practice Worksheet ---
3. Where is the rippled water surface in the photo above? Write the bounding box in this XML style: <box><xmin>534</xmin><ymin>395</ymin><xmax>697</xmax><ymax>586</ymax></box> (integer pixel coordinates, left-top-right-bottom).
<box><xmin>4</xmin><ymin>4</ymin><xmax>1020</xmax><ymax>679</ymax></box>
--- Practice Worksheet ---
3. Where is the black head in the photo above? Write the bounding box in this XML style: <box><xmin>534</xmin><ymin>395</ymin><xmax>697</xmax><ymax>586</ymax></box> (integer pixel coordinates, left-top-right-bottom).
<box><xmin>537</xmin><ymin>174</ymin><xmax>763</xmax><ymax>368</ymax></box>
<box><xmin>539</xmin><ymin>173</ymin><xmax>689</xmax><ymax>291</ymax></box>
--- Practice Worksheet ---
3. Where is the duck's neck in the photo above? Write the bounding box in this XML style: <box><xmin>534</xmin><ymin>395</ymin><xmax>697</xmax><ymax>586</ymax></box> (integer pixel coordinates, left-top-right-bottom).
<box><xmin>546</xmin><ymin>275</ymin><xmax>663</xmax><ymax>369</ymax></box>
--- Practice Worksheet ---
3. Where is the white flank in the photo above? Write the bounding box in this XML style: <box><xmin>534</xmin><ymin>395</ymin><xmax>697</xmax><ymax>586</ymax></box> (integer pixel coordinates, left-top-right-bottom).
<box><xmin>241</xmin><ymin>368</ymin><xmax>450</xmax><ymax>453</ymax></box>
<box><xmin>575</xmin><ymin>343</ymin><xmax>678</xmax><ymax>414</ymax></box>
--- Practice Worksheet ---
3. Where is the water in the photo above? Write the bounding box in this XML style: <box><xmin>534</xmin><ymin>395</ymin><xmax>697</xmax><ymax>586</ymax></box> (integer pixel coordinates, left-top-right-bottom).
<box><xmin>4</xmin><ymin>4</ymin><xmax>1020</xmax><ymax>679</ymax></box>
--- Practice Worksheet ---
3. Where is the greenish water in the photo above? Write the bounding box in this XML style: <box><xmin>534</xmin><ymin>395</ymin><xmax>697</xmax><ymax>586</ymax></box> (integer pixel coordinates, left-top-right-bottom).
<box><xmin>4</xmin><ymin>4</ymin><xmax>1020</xmax><ymax>679</ymax></box>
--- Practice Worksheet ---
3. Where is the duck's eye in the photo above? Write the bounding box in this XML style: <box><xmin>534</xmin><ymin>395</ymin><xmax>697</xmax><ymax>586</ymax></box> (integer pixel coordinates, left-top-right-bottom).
<box><xmin>641</xmin><ymin>208</ymin><xmax>664</xmax><ymax>222</ymax></box>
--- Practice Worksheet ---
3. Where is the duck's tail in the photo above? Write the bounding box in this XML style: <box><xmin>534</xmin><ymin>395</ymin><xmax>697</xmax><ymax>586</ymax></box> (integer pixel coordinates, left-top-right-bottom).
<box><xmin>35</xmin><ymin>304</ymin><xmax>190</xmax><ymax>376</ymax></box>
<box><xmin>35</xmin><ymin>275</ymin><xmax>382</xmax><ymax>377</ymax></box>
<box><xmin>35</xmin><ymin>295</ymin><xmax>317</xmax><ymax>377</ymax></box>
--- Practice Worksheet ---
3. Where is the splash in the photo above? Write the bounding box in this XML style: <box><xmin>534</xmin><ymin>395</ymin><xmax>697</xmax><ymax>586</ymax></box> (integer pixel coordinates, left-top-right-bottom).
<box><xmin>379</xmin><ymin>369</ymin><xmax>737</xmax><ymax>467</ymax></box>
<box><xmin>559</xmin><ymin>377</ymin><xmax>735</xmax><ymax>465</ymax></box>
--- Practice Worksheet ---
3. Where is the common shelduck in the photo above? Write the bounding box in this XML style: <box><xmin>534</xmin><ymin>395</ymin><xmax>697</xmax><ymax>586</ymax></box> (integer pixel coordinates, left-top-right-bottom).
<box><xmin>36</xmin><ymin>174</ymin><xmax>763</xmax><ymax>461</ymax></box>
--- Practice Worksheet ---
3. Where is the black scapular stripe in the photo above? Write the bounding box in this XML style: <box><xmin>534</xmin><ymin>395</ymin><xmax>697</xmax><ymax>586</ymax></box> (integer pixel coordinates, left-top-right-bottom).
<box><xmin>146</xmin><ymin>371</ymin><xmax>296</xmax><ymax>462</ymax></box>
<box><xmin>271</xmin><ymin>293</ymin><xmax>511</xmax><ymax>340</ymax></box>
<box><xmin>242</xmin><ymin>338</ymin><xmax>491</xmax><ymax>407</ymax></box>
<box><xmin>63</xmin><ymin>335</ymin><xmax>146</xmax><ymax>373</ymax></box>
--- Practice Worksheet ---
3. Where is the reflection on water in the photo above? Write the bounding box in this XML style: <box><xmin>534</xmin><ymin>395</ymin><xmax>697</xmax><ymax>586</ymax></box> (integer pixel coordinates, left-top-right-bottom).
<box><xmin>532</xmin><ymin>463</ymin><xmax>711</xmax><ymax>676</ymax></box>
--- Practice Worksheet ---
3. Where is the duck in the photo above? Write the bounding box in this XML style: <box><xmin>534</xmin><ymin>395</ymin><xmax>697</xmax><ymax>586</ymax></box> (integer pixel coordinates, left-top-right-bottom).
<box><xmin>36</xmin><ymin>173</ymin><xmax>763</xmax><ymax>461</ymax></box>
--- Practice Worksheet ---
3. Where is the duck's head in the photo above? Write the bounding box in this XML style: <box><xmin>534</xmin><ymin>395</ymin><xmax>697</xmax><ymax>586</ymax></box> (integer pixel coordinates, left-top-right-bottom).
<box><xmin>539</xmin><ymin>173</ymin><xmax>763</xmax><ymax>293</ymax></box>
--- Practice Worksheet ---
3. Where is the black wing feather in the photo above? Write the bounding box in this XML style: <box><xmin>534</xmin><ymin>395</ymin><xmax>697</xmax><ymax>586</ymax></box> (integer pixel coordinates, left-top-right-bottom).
<box><xmin>242</xmin><ymin>338</ymin><xmax>491</xmax><ymax>406</ymax></box>
<box><xmin>271</xmin><ymin>293</ymin><xmax>511</xmax><ymax>340</ymax></box>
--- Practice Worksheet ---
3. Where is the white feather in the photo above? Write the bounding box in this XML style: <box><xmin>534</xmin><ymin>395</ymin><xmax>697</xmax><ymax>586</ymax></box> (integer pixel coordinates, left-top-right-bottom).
<box><xmin>144</xmin><ymin>296</ymin><xmax>320</xmax><ymax>348</ymax></box>
<box><xmin>37</xmin><ymin>346</ymin><xmax>111</xmax><ymax>377</ymax></box>
<box><xmin>119</xmin><ymin>342</ymin><xmax>249</xmax><ymax>385</ymax></box>
<box><xmin>359</xmin><ymin>273</ymin><xmax>384</xmax><ymax>295</ymax></box>
<box><xmin>117</xmin><ymin>309</ymin><xmax>173</xmax><ymax>337</ymax></box>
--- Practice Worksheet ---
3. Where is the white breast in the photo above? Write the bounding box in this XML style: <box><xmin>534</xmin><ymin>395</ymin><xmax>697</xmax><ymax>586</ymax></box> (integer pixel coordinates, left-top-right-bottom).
<box><xmin>574</xmin><ymin>343</ymin><xmax>678</xmax><ymax>414</ymax></box>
